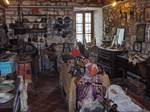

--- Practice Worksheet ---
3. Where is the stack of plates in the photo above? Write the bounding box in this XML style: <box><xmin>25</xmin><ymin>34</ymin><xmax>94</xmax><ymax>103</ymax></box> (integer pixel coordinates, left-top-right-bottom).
<box><xmin>0</xmin><ymin>93</ymin><xmax>14</xmax><ymax>104</ymax></box>
<box><xmin>1</xmin><ymin>80</ymin><xmax>14</xmax><ymax>84</ymax></box>
<box><xmin>0</xmin><ymin>80</ymin><xmax>15</xmax><ymax>104</ymax></box>
<box><xmin>0</xmin><ymin>83</ymin><xmax>15</xmax><ymax>93</ymax></box>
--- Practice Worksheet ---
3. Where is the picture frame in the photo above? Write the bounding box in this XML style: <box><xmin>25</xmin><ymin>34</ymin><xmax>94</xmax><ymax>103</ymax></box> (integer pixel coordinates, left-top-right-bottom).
<box><xmin>133</xmin><ymin>42</ymin><xmax>142</xmax><ymax>52</ymax></box>
<box><xmin>142</xmin><ymin>42</ymin><xmax>150</xmax><ymax>54</ymax></box>
<box><xmin>144</xmin><ymin>7</ymin><xmax>150</xmax><ymax>22</ymax></box>
<box><xmin>136</xmin><ymin>24</ymin><xmax>146</xmax><ymax>42</ymax></box>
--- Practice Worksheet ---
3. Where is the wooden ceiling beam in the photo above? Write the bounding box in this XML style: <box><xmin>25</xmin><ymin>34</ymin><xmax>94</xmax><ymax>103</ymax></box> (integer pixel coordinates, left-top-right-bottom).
<box><xmin>102</xmin><ymin>0</ymin><xmax>114</xmax><ymax>6</ymax></box>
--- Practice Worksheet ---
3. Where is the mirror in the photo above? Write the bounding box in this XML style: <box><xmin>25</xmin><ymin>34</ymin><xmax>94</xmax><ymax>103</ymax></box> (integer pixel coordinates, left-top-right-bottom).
<box><xmin>116</xmin><ymin>28</ymin><xmax>125</xmax><ymax>46</ymax></box>
<box><xmin>110</xmin><ymin>27</ymin><xmax>125</xmax><ymax>48</ymax></box>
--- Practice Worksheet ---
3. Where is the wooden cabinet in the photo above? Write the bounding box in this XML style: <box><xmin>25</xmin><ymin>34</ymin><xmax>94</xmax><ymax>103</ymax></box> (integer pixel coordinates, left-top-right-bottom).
<box><xmin>97</xmin><ymin>47</ymin><xmax>123</xmax><ymax>78</ymax></box>
<box><xmin>117</xmin><ymin>55</ymin><xmax>141</xmax><ymax>77</ymax></box>
<box><xmin>117</xmin><ymin>55</ymin><xmax>150</xmax><ymax>96</ymax></box>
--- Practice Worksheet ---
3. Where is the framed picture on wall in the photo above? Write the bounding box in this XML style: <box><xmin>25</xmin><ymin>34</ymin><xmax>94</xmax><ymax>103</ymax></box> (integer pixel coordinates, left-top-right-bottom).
<box><xmin>136</xmin><ymin>24</ymin><xmax>146</xmax><ymax>42</ymax></box>
<box><xmin>133</xmin><ymin>42</ymin><xmax>142</xmax><ymax>52</ymax></box>
<box><xmin>142</xmin><ymin>42</ymin><xmax>150</xmax><ymax>54</ymax></box>
<box><xmin>145</xmin><ymin>7</ymin><xmax>150</xmax><ymax>22</ymax></box>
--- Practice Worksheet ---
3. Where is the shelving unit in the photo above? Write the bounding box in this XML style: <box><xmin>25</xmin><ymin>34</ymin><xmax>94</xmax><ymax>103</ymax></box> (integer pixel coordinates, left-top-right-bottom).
<box><xmin>0</xmin><ymin>7</ymin><xmax>5</xmax><ymax>25</ymax></box>
<box><xmin>22</xmin><ymin>14</ymin><xmax>47</xmax><ymax>34</ymax></box>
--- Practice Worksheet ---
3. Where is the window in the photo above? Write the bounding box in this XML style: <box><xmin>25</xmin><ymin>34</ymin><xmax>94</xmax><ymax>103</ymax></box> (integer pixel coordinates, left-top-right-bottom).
<box><xmin>76</xmin><ymin>12</ymin><xmax>93</xmax><ymax>43</ymax></box>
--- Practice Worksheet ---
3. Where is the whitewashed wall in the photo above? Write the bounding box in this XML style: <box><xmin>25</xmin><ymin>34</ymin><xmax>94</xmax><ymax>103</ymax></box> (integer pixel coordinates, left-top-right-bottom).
<box><xmin>94</xmin><ymin>8</ymin><xmax>103</xmax><ymax>47</ymax></box>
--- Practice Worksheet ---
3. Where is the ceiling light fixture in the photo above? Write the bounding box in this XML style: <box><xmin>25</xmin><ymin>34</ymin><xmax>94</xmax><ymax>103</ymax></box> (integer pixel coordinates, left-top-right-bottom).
<box><xmin>112</xmin><ymin>1</ymin><xmax>117</xmax><ymax>7</ymax></box>
<box><xmin>4</xmin><ymin>0</ymin><xmax>10</xmax><ymax>5</ymax></box>
<box><xmin>102</xmin><ymin>0</ymin><xmax>125</xmax><ymax>8</ymax></box>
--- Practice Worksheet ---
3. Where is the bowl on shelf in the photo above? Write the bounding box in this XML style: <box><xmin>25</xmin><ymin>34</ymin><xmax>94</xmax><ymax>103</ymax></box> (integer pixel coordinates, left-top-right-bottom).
<box><xmin>23</xmin><ymin>18</ymin><xmax>29</xmax><ymax>22</ymax></box>
<box><xmin>28</xmin><ymin>24</ymin><xmax>33</xmax><ymax>29</ymax></box>
<box><xmin>0</xmin><ymin>83</ymin><xmax>15</xmax><ymax>93</ymax></box>
<box><xmin>29</xmin><ymin>18</ymin><xmax>35</xmax><ymax>22</ymax></box>
<box><xmin>39</xmin><ymin>23</ymin><xmax>43</xmax><ymax>29</ymax></box>
<box><xmin>39</xmin><ymin>23</ymin><xmax>46</xmax><ymax>29</ymax></box>
<box><xmin>36</xmin><ymin>18</ymin><xmax>41</xmax><ymax>22</ymax></box>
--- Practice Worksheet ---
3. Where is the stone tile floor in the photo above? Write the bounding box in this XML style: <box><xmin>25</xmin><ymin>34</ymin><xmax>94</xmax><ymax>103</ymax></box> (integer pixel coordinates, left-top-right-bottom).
<box><xmin>1</xmin><ymin>73</ymin><xmax>149</xmax><ymax>112</ymax></box>
<box><xmin>28</xmin><ymin>74</ymin><xmax>150</xmax><ymax>112</ymax></box>
<box><xmin>28</xmin><ymin>73</ymin><xmax>67</xmax><ymax>112</ymax></box>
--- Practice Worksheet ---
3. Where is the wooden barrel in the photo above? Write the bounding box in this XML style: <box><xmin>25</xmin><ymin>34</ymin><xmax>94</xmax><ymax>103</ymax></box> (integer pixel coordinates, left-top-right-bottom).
<box><xmin>16</xmin><ymin>57</ymin><xmax>32</xmax><ymax>82</ymax></box>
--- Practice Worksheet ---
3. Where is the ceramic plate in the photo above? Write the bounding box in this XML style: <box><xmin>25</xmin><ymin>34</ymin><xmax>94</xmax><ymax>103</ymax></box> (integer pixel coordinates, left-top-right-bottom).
<box><xmin>1</xmin><ymin>80</ymin><xmax>14</xmax><ymax>84</ymax></box>
<box><xmin>0</xmin><ymin>84</ymin><xmax>15</xmax><ymax>93</ymax></box>
<box><xmin>0</xmin><ymin>93</ymin><xmax>14</xmax><ymax>104</ymax></box>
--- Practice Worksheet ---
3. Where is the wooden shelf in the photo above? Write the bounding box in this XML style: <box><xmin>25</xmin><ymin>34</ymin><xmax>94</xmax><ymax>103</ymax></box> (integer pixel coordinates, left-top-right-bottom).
<box><xmin>26</xmin><ymin>28</ymin><xmax>47</xmax><ymax>33</ymax></box>
<box><xmin>23</xmin><ymin>21</ymin><xmax>47</xmax><ymax>24</ymax></box>
<box><xmin>21</xmin><ymin>14</ymin><xmax>47</xmax><ymax>34</ymax></box>
<box><xmin>22</xmin><ymin>14</ymin><xmax>47</xmax><ymax>17</ymax></box>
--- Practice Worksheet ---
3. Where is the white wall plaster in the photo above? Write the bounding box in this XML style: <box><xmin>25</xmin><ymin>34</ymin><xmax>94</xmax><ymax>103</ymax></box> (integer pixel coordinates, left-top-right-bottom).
<box><xmin>94</xmin><ymin>8</ymin><xmax>103</xmax><ymax>47</ymax></box>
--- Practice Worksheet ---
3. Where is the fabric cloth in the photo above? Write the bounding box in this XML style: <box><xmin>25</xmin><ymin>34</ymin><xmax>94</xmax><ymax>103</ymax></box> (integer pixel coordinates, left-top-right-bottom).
<box><xmin>68</xmin><ymin>77</ymin><xmax>77</xmax><ymax>112</ymax></box>
<box><xmin>71</xmin><ymin>48</ymin><xmax>80</xmax><ymax>57</ymax></box>
<box><xmin>19</xmin><ymin>76</ymin><xmax>29</xmax><ymax>112</ymax></box>
<box><xmin>59</xmin><ymin>63</ymin><xmax>72</xmax><ymax>100</ymax></box>
<box><xmin>13</xmin><ymin>87</ymin><xmax>20</xmax><ymax>112</ymax></box>
<box><xmin>100</xmin><ymin>72</ymin><xmax>110</xmax><ymax>89</ymax></box>
<box><xmin>105</xmin><ymin>85</ymin><xmax>142</xmax><ymax>112</ymax></box>
<box><xmin>85</xmin><ymin>63</ymin><xmax>99</xmax><ymax>77</ymax></box>
<box><xmin>77</xmin><ymin>74</ymin><xmax>104</xmax><ymax>111</ymax></box>
<box><xmin>0</xmin><ymin>61</ymin><xmax>16</xmax><ymax>76</ymax></box>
